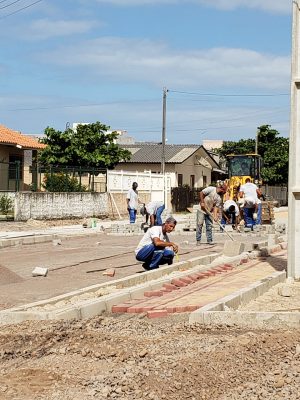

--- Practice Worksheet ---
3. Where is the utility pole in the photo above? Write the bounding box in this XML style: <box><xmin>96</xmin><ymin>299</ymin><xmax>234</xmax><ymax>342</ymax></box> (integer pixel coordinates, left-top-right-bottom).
<box><xmin>288</xmin><ymin>0</ymin><xmax>300</xmax><ymax>279</ymax></box>
<box><xmin>161</xmin><ymin>87</ymin><xmax>168</xmax><ymax>175</ymax></box>
<box><xmin>255</xmin><ymin>127</ymin><xmax>259</xmax><ymax>154</ymax></box>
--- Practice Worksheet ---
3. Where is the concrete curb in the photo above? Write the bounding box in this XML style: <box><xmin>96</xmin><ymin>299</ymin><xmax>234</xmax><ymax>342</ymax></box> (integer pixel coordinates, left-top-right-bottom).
<box><xmin>0</xmin><ymin>241</ymin><xmax>286</xmax><ymax>325</ymax></box>
<box><xmin>0</xmin><ymin>252</ymin><xmax>221</xmax><ymax>324</ymax></box>
<box><xmin>189</xmin><ymin>270</ymin><xmax>289</xmax><ymax>329</ymax></box>
<box><xmin>0</xmin><ymin>230</ymin><xmax>104</xmax><ymax>248</ymax></box>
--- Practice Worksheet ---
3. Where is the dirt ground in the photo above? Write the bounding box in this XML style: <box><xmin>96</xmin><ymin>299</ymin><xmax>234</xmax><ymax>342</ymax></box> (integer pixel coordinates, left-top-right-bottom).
<box><xmin>0</xmin><ymin>315</ymin><xmax>300</xmax><ymax>400</ymax></box>
<box><xmin>0</xmin><ymin>213</ymin><xmax>291</xmax><ymax>400</ymax></box>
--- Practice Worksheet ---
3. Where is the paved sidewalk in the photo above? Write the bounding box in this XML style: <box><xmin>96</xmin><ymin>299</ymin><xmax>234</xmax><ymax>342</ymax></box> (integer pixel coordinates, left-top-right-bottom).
<box><xmin>112</xmin><ymin>250</ymin><xmax>287</xmax><ymax>318</ymax></box>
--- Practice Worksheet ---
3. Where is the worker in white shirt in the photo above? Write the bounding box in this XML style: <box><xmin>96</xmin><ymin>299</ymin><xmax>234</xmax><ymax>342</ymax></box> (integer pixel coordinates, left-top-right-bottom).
<box><xmin>140</xmin><ymin>200</ymin><xmax>165</xmax><ymax>226</ymax></box>
<box><xmin>126</xmin><ymin>182</ymin><xmax>143</xmax><ymax>224</ymax></box>
<box><xmin>239</xmin><ymin>178</ymin><xmax>263</xmax><ymax>228</ymax></box>
<box><xmin>221</xmin><ymin>199</ymin><xmax>240</xmax><ymax>230</ymax></box>
<box><xmin>135</xmin><ymin>217</ymin><xmax>178</xmax><ymax>270</ymax></box>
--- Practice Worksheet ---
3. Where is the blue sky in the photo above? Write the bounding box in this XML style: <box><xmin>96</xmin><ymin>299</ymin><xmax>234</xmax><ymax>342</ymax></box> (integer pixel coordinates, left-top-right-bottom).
<box><xmin>0</xmin><ymin>0</ymin><xmax>292</xmax><ymax>144</ymax></box>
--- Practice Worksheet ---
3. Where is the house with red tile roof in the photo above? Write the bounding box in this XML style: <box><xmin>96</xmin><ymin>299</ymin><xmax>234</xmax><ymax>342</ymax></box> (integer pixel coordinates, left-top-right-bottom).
<box><xmin>0</xmin><ymin>124</ymin><xmax>45</xmax><ymax>191</ymax></box>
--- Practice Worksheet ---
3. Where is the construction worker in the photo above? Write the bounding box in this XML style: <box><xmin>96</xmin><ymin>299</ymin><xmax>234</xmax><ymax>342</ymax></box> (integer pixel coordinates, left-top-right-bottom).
<box><xmin>196</xmin><ymin>185</ymin><xmax>227</xmax><ymax>245</ymax></box>
<box><xmin>239</xmin><ymin>178</ymin><xmax>262</xmax><ymax>228</ymax></box>
<box><xmin>140</xmin><ymin>200</ymin><xmax>165</xmax><ymax>226</ymax></box>
<box><xmin>135</xmin><ymin>217</ymin><xmax>178</xmax><ymax>270</ymax></box>
<box><xmin>221</xmin><ymin>199</ymin><xmax>240</xmax><ymax>230</ymax></box>
<box><xmin>126</xmin><ymin>182</ymin><xmax>143</xmax><ymax>224</ymax></box>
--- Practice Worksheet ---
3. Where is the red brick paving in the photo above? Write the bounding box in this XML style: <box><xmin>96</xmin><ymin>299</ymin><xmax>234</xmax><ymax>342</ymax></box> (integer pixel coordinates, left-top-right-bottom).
<box><xmin>112</xmin><ymin>248</ymin><xmax>287</xmax><ymax>318</ymax></box>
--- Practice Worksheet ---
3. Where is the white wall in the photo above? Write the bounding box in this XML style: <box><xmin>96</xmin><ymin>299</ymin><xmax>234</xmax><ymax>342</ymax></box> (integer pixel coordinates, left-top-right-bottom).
<box><xmin>14</xmin><ymin>192</ymin><xmax>108</xmax><ymax>221</ymax></box>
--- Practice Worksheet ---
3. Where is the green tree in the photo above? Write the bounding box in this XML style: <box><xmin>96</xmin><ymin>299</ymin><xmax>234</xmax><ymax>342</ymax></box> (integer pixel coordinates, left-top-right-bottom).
<box><xmin>214</xmin><ymin>125</ymin><xmax>289</xmax><ymax>185</ymax></box>
<box><xmin>38</xmin><ymin>122</ymin><xmax>131</xmax><ymax>169</ymax></box>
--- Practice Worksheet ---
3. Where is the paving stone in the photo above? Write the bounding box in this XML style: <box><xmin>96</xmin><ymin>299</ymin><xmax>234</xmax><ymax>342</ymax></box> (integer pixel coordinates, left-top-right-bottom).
<box><xmin>223</xmin><ymin>240</ymin><xmax>245</xmax><ymax>257</ymax></box>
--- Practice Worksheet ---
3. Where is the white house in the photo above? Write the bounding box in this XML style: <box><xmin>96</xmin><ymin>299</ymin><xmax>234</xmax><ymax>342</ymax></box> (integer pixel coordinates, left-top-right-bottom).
<box><xmin>115</xmin><ymin>143</ymin><xmax>223</xmax><ymax>188</ymax></box>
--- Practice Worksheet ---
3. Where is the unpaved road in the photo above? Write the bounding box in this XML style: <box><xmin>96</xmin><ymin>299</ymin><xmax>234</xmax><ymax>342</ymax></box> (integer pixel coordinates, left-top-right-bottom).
<box><xmin>0</xmin><ymin>315</ymin><xmax>300</xmax><ymax>400</ymax></box>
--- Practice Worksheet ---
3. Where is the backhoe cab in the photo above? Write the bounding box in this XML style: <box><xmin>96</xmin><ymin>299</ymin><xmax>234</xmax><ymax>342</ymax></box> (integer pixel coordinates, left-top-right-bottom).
<box><xmin>226</xmin><ymin>154</ymin><xmax>262</xmax><ymax>201</ymax></box>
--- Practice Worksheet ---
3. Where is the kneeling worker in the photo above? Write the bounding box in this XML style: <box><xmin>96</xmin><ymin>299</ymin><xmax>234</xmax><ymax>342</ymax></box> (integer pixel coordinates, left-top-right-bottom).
<box><xmin>221</xmin><ymin>199</ymin><xmax>240</xmax><ymax>230</ymax></box>
<box><xmin>135</xmin><ymin>217</ymin><xmax>178</xmax><ymax>270</ymax></box>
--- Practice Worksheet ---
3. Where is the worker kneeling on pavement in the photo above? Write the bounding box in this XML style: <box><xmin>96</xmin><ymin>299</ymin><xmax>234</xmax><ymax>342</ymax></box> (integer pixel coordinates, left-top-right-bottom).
<box><xmin>135</xmin><ymin>217</ymin><xmax>178</xmax><ymax>270</ymax></box>
<box><xmin>221</xmin><ymin>199</ymin><xmax>240</xmax><ymax>230</ymax></box>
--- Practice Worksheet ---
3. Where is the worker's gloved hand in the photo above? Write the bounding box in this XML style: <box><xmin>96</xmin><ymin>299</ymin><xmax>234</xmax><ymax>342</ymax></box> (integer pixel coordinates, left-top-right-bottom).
<box><xmin>253</xmin><ymin>212</ymin><xmax>257</xmax><ymax>221</ymax></box>
<box><xmin>238</xmin><ymin>198</ymin><xmax>245</xmax><ymax>208</ymax></box>
<box><xmin>127</xmin><ymin>206</ymin><xmax>131</xmax><ymax>212</ymax></box>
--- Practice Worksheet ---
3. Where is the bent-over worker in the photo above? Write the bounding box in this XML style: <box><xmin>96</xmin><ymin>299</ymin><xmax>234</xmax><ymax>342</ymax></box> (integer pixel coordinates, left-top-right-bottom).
<box><xmin>140</xmin><ymin>200</ymin><xmax>165</xmax><ymax>226</ymax></box>
<box><xmin>196</xmin><ymin>185</ymin><xmax>227</xmax><ymax>245</ymax></box>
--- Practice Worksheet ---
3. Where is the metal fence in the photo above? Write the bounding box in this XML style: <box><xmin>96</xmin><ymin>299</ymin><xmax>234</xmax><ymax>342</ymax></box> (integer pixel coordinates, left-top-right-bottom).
<box><xmin>171</xmin><ymin>186</ymin><xmax>202</xmax><ymax>212</ymax></box>
<box><xmin>34</xmin><ymin>166</ymin><xmax>107</xmax><ymax>193</ymax></box>
<box><xmin>171</xmin><ymin>184</ymin><xmax>288</xmax><ymax>212</ymax></box>
<box><xmin>261</xmin><ymin>185</ymin><xmax>288</xmax><ymax>206</ymax></box>
<box><xmin>0</xmin><ymin>162</ymin><xmax>107</xmax><ymax>192</ymax></box>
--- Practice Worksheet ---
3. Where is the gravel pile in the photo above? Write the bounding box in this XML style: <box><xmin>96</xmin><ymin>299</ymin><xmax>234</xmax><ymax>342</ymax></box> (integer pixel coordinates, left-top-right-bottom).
<box><xmin>0</xmin><ymin>314</ymin><xmax>300</xmax><ymax>399</ymax></box>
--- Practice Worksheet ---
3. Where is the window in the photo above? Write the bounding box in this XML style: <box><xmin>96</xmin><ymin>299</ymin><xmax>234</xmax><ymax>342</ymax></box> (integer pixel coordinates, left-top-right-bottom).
<box><xmin>190</xmin><ymin>174</ymin><xmax>195</xmax><ymax>188</ymax></box>
<box><xmin>203</xmin><ymin>175</ymin><xmax>207</xmax><ymax>187</ymax></box>
<box><xmin>9</xmin><ymin>155</ymin><xmax>23</xmax><ymax>180</ymax></box>
<box><xmin>178</xmin><ymin>174</ymin><xmax>183</xmax><ymax>186</ymax></box>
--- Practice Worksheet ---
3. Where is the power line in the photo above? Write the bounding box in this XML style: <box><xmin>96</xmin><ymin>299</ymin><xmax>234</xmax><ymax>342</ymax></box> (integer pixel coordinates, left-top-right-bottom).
<box><xmin>124</xmin><ymin>107</ymin><xmax>289</xmax><ymax>131</ymax></box>
<box><xmin>4</xmin><ymin>98</ymin><xmax>159</xmax><ymax>111</ymax></box>
<box><xmin>168</xmin><ymin>89</ymin><xmax>289</xmax><ymax>97</ymax></box>
<box><xmin>0</xmin><ymin>0</ymin><xmax>23</xmax><ymax>10</ymax></box>
<box><xmin>0</xmin><ymin>0</ymin><xmax>43</xmax><ymax>19</ymax></box>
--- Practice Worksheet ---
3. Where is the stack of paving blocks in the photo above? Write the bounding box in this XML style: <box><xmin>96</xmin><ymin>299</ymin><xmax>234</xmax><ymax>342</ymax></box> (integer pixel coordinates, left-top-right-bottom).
<box><xmin>109</xmin><ymin>222</ymin><xmax>143</xmax><ymax>236</ymax></box>
<box><xmin>261</xmin><ymin>201</ymin><xmax>275</xmax><ymax>224</ymax></box>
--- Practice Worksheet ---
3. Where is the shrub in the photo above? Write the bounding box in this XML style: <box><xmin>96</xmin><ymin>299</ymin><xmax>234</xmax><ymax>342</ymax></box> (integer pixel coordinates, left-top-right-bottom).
<box><xmin>42</xmin><ymin>173</ymin><xmax>87</xmax><ymax>192</ymax></box>
<box><xmin>0</xmin><ymin>194</ymin><xmax>13</xmax><ymax>215</ymax></box>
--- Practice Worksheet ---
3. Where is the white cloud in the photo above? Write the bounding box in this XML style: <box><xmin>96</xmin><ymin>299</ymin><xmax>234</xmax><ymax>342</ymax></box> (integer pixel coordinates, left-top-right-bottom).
<box><xmin>39</xmin><ymin>37</ymin><xmax>290</xmax><ymax>91</ymax></box>
<box><xmin>24</xmin><ymin>18</ymin><xmax>99</xmax><ymax>40</ymax></box>
<box><xmin>94</xmin><ymin>0</ymin><xmax>291</xmax><ymax>14</ymax></box>
<box><xmin>195</xmin><ymin>0</ymin><xmax>290</xmax><ymax>14</ymax></box>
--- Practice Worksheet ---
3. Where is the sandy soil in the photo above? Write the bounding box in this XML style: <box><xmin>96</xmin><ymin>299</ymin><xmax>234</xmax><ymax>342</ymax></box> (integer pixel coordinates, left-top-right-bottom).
<box><xmin>0</xmin><ymin>315</ymin><xmax>300</xmax><ymax>400</ymax></box>
<box><xmin>0</xmin><ymin>211</ymin><xmax>292</xmax><ymax>400</ymax></box>
<box><xmin>240</xmin><ymin>282</ymin><xmax>300</xmax><ymax>312</ymax></box>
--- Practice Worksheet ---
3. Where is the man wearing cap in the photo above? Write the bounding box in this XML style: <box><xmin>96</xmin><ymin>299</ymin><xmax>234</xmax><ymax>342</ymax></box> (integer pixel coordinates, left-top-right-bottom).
<box><xmin>140</xmin><ymin>200</ymin><xmax>165</xmax><ymax>226</ymax></box>
<box><xmin>135</xmin><ymin>217</ymin><xmax>178</xmax><ymax>270</ymax></box>
<box><xmin>196</xmin><ymin>185</ymin><xmax>227</xmax><ymax>245</ymax></box>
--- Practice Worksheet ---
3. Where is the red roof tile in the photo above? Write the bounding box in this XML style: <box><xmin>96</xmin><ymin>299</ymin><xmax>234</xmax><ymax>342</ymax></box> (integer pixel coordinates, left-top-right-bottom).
<box><xmin>0</xmin><ymin>124</ymin><xmax>45</xmax><ymax>150</ymax></box>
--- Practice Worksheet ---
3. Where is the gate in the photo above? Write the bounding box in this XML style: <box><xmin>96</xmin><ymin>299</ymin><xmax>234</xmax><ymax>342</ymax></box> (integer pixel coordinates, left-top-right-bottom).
<box><xmin>0</xmin><ymin>161</ymin><xmax>21</xmax><ymax>191</ymax></box>
<box><xmin>171</xmin><ymin>187</ymin><xmax>202</xmax><ymax>212</ymax></box>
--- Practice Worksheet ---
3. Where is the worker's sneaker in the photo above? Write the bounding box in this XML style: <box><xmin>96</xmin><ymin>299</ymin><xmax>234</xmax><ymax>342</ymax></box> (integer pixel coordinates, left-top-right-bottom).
<box><xmin>207</xmin><ymin>241</ymin><xmax>215</xmax><ymax>245</ymax></box>
<box><xmin>196</xmin><ymin>241</ymin><xmax>202</xmax><ymax>246</ymax></box>
<box><xmin>253</xmin><ymin>213</ymin><xmax>257</xmax><ymax>221</ymax></box>
<box><xmin>142</xmin><ymin>263</ymin><xmax>151</xmax><ymax>271</ymax></box>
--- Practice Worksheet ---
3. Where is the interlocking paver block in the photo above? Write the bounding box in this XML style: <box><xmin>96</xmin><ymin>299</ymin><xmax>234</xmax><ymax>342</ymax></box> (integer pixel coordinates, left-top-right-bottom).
<box><xmin>147</xmin><ymin>310</ymin><xmax>168</xmax><ymax>318</ymax></box>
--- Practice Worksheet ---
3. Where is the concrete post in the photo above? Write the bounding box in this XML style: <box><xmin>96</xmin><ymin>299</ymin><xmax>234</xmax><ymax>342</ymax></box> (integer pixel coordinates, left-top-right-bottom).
<box><xmin>288</xmin><ymin>0</ymin><xmax>300</xmax><ymax>278</ymax></box>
